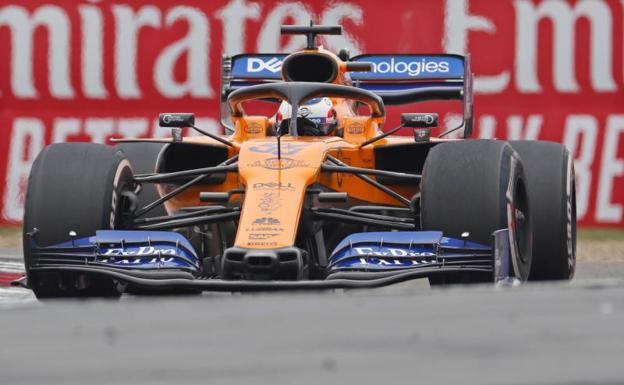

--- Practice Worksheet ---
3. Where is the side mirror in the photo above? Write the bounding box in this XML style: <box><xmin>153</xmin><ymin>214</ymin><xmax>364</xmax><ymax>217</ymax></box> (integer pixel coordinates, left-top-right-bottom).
<box><xmin>345</xmin><ymin>62</ymin><xmax>372</xmax><ymax>72</ymax></box>
<box><xmin>159</xmin><ymin>113</ymin><xmax>195</xmax><ymax>127</ymax></box>
<box><xmin>401</xmin><ymin>113</ymin><xmax>438</xmax><ymax>128</ymax></box>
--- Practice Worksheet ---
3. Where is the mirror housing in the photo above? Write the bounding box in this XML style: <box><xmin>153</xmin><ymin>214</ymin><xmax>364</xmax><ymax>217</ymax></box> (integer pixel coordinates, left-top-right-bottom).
<box><xmin>345</xmin><ymin>62</ymin><xmax>372</xmax><ymax>72</ymax></box>
<box><xmin>159</xmin><ymin>113</ymin><xmax>195</xmax><ymax>127</ymax></box>
<box><xmin>401</xmin><ymin>113</ymin><xmax>438</xmax><ymax>128</ymax></box>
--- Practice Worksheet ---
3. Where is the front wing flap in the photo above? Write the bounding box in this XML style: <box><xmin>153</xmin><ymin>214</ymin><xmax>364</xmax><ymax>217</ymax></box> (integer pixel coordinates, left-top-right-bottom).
<box><xmin>24</xmin><ymin>229</ymin><xmax>516</xmax><ymax>292</ymax></box>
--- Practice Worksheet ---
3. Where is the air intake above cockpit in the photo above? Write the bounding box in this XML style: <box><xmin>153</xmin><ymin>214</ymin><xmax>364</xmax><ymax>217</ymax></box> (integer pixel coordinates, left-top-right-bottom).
<box><xmin>281</xmin><ymin>52</ymin><xmax>338</xmax><ymax>83</ymax></box>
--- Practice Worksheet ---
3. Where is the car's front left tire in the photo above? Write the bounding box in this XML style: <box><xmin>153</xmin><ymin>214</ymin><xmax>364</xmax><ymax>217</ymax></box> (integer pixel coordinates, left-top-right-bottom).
<box><xmin>23</xmin><ymin>143</ymin><xmax>135</xmax><ymax>299</ymax></box>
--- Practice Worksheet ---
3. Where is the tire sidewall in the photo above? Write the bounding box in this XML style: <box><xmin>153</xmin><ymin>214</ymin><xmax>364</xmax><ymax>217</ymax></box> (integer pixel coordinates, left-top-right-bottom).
<box><xmin>505</xmin><ymin>149</ymin><xmax>532</xmax><ymax>281</ymax></box>
<box><xmin>509</xmin><ymin>140</ymin><xmax>576</xmax><ymax>281</ymax></box>
<box><xmin>564</xmin><ymin>153</ymin><xmax>577</xmax><ymax>279</ymax></box>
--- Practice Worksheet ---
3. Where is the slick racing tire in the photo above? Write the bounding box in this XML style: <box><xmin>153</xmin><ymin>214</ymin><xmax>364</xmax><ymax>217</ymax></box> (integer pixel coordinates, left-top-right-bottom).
<box><xmin>509</xmin><ymin>140</ymin><xmax>576</xmax><ymax>280</ymax></box>
<box><xmin>116</xmin><ymin>142</ymin><xmax>167</xmax><ymax>218</ymax></box>
<box><xmin>420</xmin><ymin>140</ymin><xmax>532</xmax><ymax>286</ymax></box>
<box><xmin>23</xmin><ymin>143</ymin><xmax>134</xmax><ymax>299</ymax></box>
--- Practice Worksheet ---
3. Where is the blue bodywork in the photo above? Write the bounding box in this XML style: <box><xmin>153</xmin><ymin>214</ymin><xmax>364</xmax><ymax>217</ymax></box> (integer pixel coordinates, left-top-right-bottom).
<box><xmin>30</xmin><ymin>229</ymin><xmax>495</xmax><ymax>281</ymax></box>
<box><xmin>327</xmin><ymin>231</ymin><xmax>491</xmax><ymax>273</ymax></box>
<box><xmin>350</xmin><ymin>55</ymin><xmax>464</xmax><ymax>80</ymax></box>
<box><xmin>30</xmin><ymin>230</ymin><xmax>201</xmax><ymax>273</ymax></box>
<box><xmin>228</xmin><ymin>53</ymin><xmax>464</xmax><ymax>89</ymax></box>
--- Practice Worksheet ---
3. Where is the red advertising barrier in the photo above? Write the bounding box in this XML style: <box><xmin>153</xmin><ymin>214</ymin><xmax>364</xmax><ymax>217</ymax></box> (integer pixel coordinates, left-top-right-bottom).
<box><xmin>0</xmin><ymin>0</ymin><xmax>622</xmax><ymax>227</ymax></box>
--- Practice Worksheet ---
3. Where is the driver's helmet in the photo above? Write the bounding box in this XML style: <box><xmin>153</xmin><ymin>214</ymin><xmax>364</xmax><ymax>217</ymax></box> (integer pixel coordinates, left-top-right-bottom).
<box><xmin>276</xmin><ymin>97</ymin><xmax>337</xmax><ymax>136</ymax></box>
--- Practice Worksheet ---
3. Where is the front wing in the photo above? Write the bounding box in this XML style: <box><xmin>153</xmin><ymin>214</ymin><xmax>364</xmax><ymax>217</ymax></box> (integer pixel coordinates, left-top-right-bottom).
<box><xmin>19</xmin><ymin>229</ymin><xmax>517</xmax><ymax>292</ymax></box>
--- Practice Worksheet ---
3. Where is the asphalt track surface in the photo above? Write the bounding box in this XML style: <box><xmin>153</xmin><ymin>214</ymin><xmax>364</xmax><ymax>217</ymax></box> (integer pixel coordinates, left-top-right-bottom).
<box><xmin>1</xmin><ymin>247</ymin><xmax>624</xmax><ymax>385</ymax></box>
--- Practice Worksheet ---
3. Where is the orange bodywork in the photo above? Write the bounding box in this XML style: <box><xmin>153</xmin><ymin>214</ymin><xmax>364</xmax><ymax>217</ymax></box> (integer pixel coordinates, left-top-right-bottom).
<box><xmin>155</xmin><ymin>132</ymin><xmax>424</xmax><ymax>249</ymax></box>
<box><xmin>143</xmin><ymin>46</ymin><xmax>454</xmax><ymax>249</ymax></box>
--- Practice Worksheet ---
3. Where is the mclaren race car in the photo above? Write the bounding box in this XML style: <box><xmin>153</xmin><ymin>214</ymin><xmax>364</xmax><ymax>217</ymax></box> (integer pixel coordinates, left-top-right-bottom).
<box><xmin>19</xmin><ymin>24</ymin><xmax>577</xmax><ymax>298</ymax></box>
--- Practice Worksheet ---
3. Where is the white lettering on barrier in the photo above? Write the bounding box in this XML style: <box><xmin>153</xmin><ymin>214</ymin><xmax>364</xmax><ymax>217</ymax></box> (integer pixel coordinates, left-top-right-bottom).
<box><xmin>154</xmin><ymin>6</ymin><xmax>213</xmax><ymax>98</ymax></box>
<box><xmin>478</xmin><ymin>115</ymin><xmax>496</xmax><ymax>139</ymax></box>
<box><xmin>78</xmin><ymin>4</ymin><xmax>107</xmax><ymax>98</ymax></box>
<box><xmin>193</xmin><ymin>118</ymin><xmax>220</xmax><ymax>136</ymax></box>
<box><xmin>444</xmin><ymin>0</ymin><xmax>510</xmax><ymax>94</ymax></box>
<box><xmin>506</xmin><ymin>115</ymin><xmax>542</xmax><ymax>140</ymax></box>
<box><xmin>2</xmin><ymin>118</ymin><xmax>45</xmax><ymax>222</ymax></box>
<box><xmin>216</xmin><ymin>0</ymin><xmax>261</xmax><ymax>55</ymax></box>
<box><xmin>1</xmin><ymin>114</ymin><xmax>623</xmax><ymax>225</ymax></box>
<box><xmin>596</xmin><ymin>115</ymin><xmax>624</xmax><ymax>222</ymax></box>
<box><xmin>257</xmin><ymin>2</ymin><xmax>311</xmax><ymax>52</ymax></box>
<box><xmin>0</xmin><ymin>2</ymin><xmax>363</xmax><ymax>99</ymax></box>
<box><xmin>1</xmin><ymin>115</ymin><xmax>222</xmax><ymax>222</ymax></box>
<box><xmin>112</xmin><ymin>5</ymin><xmax>161</xmax><ymax>99</ymax></box>
<box><xmin>0</xmin><ymin>2</ymin><xmax>621</xmax><ymax>98</ymax></box>
<box><xmin>320</xmin><ymin>2</ymin><xmax>363</xmax><ymax>55</ymax></box>
<box><xmin>84</xmin><ymin>119</ymin><xmax>116</xmax><ymax>143</ymax></box>
<box><xmin>0</xmin><ymin>5</ymin><xmax>74</xmax><ymax>98</ymax></box>
<box><xmin>443</xmin><ymin>113</ymin><xmax>464</xmax><ymax>139</ymax></box>
<box><xmin>117</xmin><ymin>118</ymin><xmax>149</xmax><ymax>138</ymax></box>
<box><xmin>564</xmin><ymin>115</ymin><xmax>598</xmax><ymax>220</ymax></box>
<box><xmin>52</xmin><ymin>118</ymin><xmax>81</xmax><ymax>143</ymax></box>
<box><xmin>474</xmin><ymin>114</ymin><xmax>542</xmax><ymax>140</ymax></box>
<box><xmin>514</xmin><ymin>0</ymin><xmax>616</xmax><ymax>93</ymax></box>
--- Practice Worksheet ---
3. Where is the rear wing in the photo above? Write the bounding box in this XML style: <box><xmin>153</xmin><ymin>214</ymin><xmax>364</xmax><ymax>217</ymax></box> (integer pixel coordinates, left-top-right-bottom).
<box><xmin>220</xmin><ymin>53</ymin><xmax>473</xmax><ymax>137</ymax></box>
<box><xmin>222</xmin><ymin>54</ymin><xmax>286</xmax><ymax>89</ymax></box>
<box><xmin>349</xmin><ymin>54</ymin><xmax>473</xmax><ymax>137</ymax></box>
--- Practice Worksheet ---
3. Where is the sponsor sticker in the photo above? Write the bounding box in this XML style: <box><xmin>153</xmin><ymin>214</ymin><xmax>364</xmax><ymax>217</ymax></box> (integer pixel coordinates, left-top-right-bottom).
<box><xmin>101</xmin><ymin>246</ymin><xmax>178</xmax><ymax>256</ymax></box>
<box><xmin>357</xmin><ymin>257</ymin><xmax>435</xmax><ymax>266</ymax></box>
<box><xmin>247</xmin><ymin>217</ymin><xmax>285</xmax><ymax>234</ymax></box>
<box><xmin>247</xmin><ymin>241</ymin><xmax>279</xmax><ymax>247</ymax></box>
<box><xmin>298</xmin><ymin>106</ymin><xmax>311</xmax><ymax>117</ymax></box>
<box><xmin>352</xmin><ymin>247</ymin><xmax>435</xmax><ymax>257</ymax></box>
<box><xmin>252</xmin><ymin>182</ymin><xmax>296</xmax><ymax>191</ymax></box>
<box><xmin>246</xmin><ymin>57</ymin><xmax>282</xmax><ymax>73</ymax></box>
<box><xmin>258</xmin><ymin>192</ymin><xmax>281</xmax><ymax>213</ymax></box>
<box><xmin>247</xmin><ymin>157</ymin><xmax>310</xmax><ymax>170</ymax></box>
<box><xmin>249</xmin><ymin>233</ymin><xmax>279</xmax><ymax>240</ymax></box>
<box><xmin>245</xmin><ymin>122</ymin><xmax>264</xmax><ymax>134</ymax></box>
<box><xmin>230</xmin><ymin>55</ymin><xmax>287</xmax><ymax>79</ymax></box>
<box><xmin>247</xmin><ymin>226</ymin><xmax>284</xmax><ymax>232</ymax></box>
<box><xmin>253</xmin><ymin>217</ymin><xmax>281</xmax><ymax>225</ymax></box>
<box><xmin>351</xmin><ymin>55</ymin><xmax>464</xmax><ymax>80</ymax></box>
<box><xmin>99</xmin><ymin>257</ymin><xmax>176</xmax><ymax>265</ymax></box>
<box><xmin>249</xmin><ymin>143</ymin><xmax>306</xmax><ymax>156</ymax></box>
<box><xmin>346</xmin><ymin>122</ymin><xmax>365</xmax><ymax>135</ymax></box>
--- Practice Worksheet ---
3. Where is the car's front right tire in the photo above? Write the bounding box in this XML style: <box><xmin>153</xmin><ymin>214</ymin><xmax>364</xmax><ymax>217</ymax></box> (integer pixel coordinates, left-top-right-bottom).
<box><xmin>509</xmin><ymin>140</ymin><xmax>576</xmax><ymax>280</ymax></box>
<box><xmin>420</xmin><ymin>140</ymin><xmax>533</xmax><ymax>286</ymax></box>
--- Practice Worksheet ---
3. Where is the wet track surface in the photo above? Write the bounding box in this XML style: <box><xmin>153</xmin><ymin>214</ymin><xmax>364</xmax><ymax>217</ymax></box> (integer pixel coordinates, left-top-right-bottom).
<box><xmin>1</xmin><ymin>248</ymin><xmax>624</xmax><ymax>385</ymax></box>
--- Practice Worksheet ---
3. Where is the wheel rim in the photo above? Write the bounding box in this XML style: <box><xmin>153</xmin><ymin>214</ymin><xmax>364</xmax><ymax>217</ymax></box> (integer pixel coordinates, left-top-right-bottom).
<box><xmin>513</xmin><ymin>178</ymin><xmax>531</xmax><ymax>266</ymax></box>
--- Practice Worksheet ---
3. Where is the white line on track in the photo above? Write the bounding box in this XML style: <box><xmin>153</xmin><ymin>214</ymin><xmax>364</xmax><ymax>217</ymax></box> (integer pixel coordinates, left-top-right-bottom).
<box><xmin>0</xmin><ymin>287</ymin><xmax>35</xmax><ymax>306</ymax></box>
